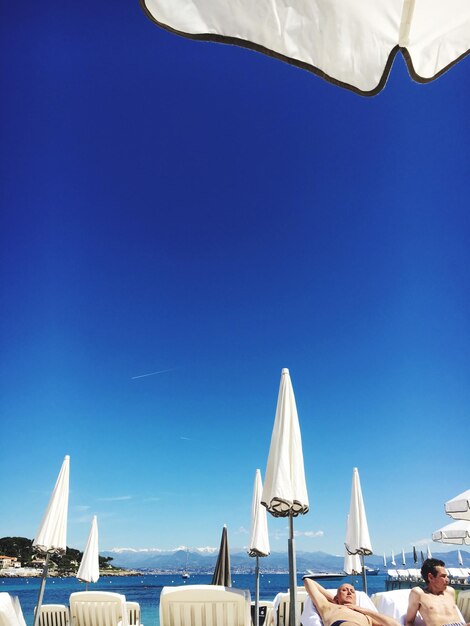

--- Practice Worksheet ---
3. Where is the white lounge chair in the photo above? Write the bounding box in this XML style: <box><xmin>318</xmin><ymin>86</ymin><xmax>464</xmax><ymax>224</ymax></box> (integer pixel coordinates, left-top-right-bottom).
<box><xmin>301</xmin><ymin>589</ymin><xmax>377</xmax><ymax>626</ymax></box>
<box><xmin>37</xmin><ymin>604</ymin><xmax>70</xmax><ymax>626</ymax></box>
<box><xmin>126</xmin><ymin>601</ymin><xmax>143</xmax><ymax>626</ymax></box>
<box><xmin>387</xmin><ymin>569</ymin><xmax>399</xmax><ymax>580</ymax></box>
<box><xmin>457</xmin><ymin>589</ymin><xmax>470</xmax><ymax>622</ymax></box>
<box><xmin>250</xmin><ymin>600</ymin><xmax>274</xmax><ymax>626</ymax></box>
<box><xmin>159</xmin><ymin>584</ymin><xmax>251</xmax><ymax>626</ymax></box>
<box><xmin>0</xmin><ymin>593</ymin><xmax>27</xmax><ymax>626</ymax></box>
<box><xmin>70</xmin><ymin>591</ymin><xmax>129</xmax><ymax>626</ymax></box>
<box><xmin>273</xmin><ymin>591</ymin><xmax>308</xmax><ymax>626</ymax></box>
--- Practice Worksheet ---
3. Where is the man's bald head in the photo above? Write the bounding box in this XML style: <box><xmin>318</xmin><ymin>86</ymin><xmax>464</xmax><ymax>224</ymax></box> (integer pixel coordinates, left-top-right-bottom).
<box><xmin>334</xmin><ymin>584</ymin><xmax>356</xmax><ymax>605</ymax></box>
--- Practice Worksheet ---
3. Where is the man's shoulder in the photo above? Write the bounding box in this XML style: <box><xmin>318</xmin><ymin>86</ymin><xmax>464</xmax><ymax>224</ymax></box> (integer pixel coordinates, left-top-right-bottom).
<box><xmin>410</xmin><ymin>586</ymin><xmax>424</xmax><ymax>596</ymax></box>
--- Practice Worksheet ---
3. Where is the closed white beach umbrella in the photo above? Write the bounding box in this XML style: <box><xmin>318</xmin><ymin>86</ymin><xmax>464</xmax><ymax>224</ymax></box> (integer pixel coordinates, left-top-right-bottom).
<box><xmin>77</xmin><ymin>516</ymin><xmax>100</xmax><ymax>588</ymax></box>
<box><xmin>445</xmin><ymin>490</ymin><xmax>470</xmax><ymax>521</ymax></box>
<box><xmin>401</xmin><ymin>549</ymin><xmax>406</xmax><ymax>566</ymax></box>
<box><xmin>344</xmin><ymin>551</ymin><xmax>362</xmax><ymax>575</ymax></box>
<box><xmin>345</xmin><ymin>467</ymin><xmax>372</xmax><ymax>593</ymax></box>
<box><xmin>140</xmin><ymin>0</ymin><xmax>470</xmax><ymax>95</ymax></box>
<box><xmin>32</xmin><ymin>455</ymin><xmax>70</xmax><ymax>626</ymax></box>
<box><xmin>432</xmin><ymin>520</ymin><xmax>470</xmax><ymax>545</ymax></box>
<box><xmin>248</xmin><ymin>469</ymin><xmax>270</xmax><ymax>626</ymax></box>
<box><xmin>262</xmin><ymin>368</ymin><xmax>309</xmax><ymax>626</ymax></box>
<box><xmin>391</xmin><ymin>551</ymin><xmax>396</xmax><ymax>566</ymax></box>
<box><xmin>383</xmin><ymin>553</ymin><xmax>387</xmax><ymax>568</ymax></box>
<box><xmin>458</xmin><ymin>550</ymin><xmax>464</xmax><ymax>567</ymax></box>
<box><xmin>426</xmin><ymin>545</ymin><xmax>432</xmax><ymax>559</ymax></box>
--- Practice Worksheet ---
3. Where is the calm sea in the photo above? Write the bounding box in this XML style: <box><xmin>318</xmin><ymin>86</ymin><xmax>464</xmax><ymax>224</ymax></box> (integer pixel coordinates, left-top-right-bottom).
<box><xmin>2</xmin><ymin>572</ymin><xmax>388</xmax><ymax>626</ymax></box>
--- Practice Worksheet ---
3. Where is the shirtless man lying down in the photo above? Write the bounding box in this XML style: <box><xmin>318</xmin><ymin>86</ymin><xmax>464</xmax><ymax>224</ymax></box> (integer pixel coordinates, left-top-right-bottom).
<box><xmin>405</xmin><ymin>558</ymin><xmax>469</xmax><ymax>626</ymax></box>
<box><xmin>304</xmin><ymin>578</ymin><xmax>401</xmax><ymax>626</ymax></box>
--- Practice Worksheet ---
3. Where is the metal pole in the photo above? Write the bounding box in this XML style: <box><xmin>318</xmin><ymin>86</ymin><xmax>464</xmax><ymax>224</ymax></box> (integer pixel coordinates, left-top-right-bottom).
<box><xmin>255</xmin><ymin>555</ymin><xmax>260</xmax><ymax>626</ymax></box>
<box><xmin>361</xmin><ymin>554</ymin><xmax>367</xmax><ymax>594</ymax></box>
<box><xmin>288</xmin><ymin>514</ymin><xmax>297</xmax><ymax>626</ymax></box>
<box><xmin>33</xmin><ymin>553</ymin><xmax>50</xmax><ymax>626</ymax></box>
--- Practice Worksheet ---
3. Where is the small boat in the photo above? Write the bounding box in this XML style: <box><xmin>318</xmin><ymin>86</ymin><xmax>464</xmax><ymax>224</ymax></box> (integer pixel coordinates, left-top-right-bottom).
<box><xmin>304</xmin><ymin>570</ymin><xmax>348</xmax><ymax>580</ymax></box>
<box><xmin>181</xmin><ymin>571</ymin><xmax>190</xmax><ymax>579</ymax></box>
<box><xmin>364</xmin><ymin>567</ymin><xmax>380</xmax><ymax>576</ymax></box>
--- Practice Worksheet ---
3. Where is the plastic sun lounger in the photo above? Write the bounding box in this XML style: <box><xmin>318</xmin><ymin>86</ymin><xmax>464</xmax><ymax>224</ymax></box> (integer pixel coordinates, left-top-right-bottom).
<box><xmin>457</xmin><ymin>590</ymin><xmax>470</xmax><ymax>622</ymax></box>
<box><xmin>0</xmin><ymin>593</ymin><xmax>27</xmax><ymax>626</ymax></box>
<box><xmin>159</xmin><ymin>584</ymin><xmax>251</xmax><ymax>626</ymax></box>
<box><xmin>273</xmin><ymin>591</ymin><xmax>309</xmax><ymax>626</ymax></box>
<box><xmin>371</xmin><ymin>589</ymin><xmax>465</xmax><ymax>626</ymax></box>
<box><xmin>126</xmin><ymin>601</ymin><xmax>143</xmax><ymax>626</ymax></box>
<box><xmin>447</xmin><ymin>568</ymin><xmax>469</xmax><ymax>584</ymax></box>
<box><xmin>70</xmin><ymin>591</ymin><xmax>129</xmax><ymax>626</ymax></box>
<box><xmin>36</xmin><ymin>604</ymin><xmax>70</xmax><ymax>626</ymax></box>
<box><xmin>301</xmin><ymin>589</ymin><xmax>377</xmax><ymax>626</ymax></box>
<box><xmin>387</xmin><ymin>569</ymin><xmax>399</xmax><ymax>580</ymax></box>
<box><xmin>250</xmin><ymin>600</ymin><xmax>274</xmax><ymax>626</ymax></box>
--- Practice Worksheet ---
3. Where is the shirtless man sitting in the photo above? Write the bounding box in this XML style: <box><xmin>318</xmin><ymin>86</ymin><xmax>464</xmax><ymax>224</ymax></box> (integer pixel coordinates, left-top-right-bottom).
<box><xmin>304</xmin><ymin>578</ymin><xmax>401</xmax><ymax>626</ymax></box>
<box><xmin>405</xmin><ymin>558</ymin><xmax>469</xmax><ymax>626</ymax></box>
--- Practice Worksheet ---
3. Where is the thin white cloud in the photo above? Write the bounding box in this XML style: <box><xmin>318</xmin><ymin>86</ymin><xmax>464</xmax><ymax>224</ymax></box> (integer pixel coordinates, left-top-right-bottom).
<box><xmin>131</xmin><ymin>368</ymin><xmax>174</xmax><ymax>380</ymax></box>
<box><xmin>180</xmin><ymin>436</ymin><xmax>191</xmax><ymax>441</ymax></box>
<box><xmin>74</xmin><ymin>505</ymin><xmax>91</xmax><ymax>512</ymax></box>
<box><xmin>98</xmin><ymin>495</ymin><xmax>133</xmax><ymax>502</ymax></box>
<box><xmin>295</xmin><ymin>530</ymin><xmax>324</xmax><ymax>538</ymax></box>
<box><xmin>413</xmin><ymin>538</ymin><xmax>431</xmax><ymax>547</ymax></box>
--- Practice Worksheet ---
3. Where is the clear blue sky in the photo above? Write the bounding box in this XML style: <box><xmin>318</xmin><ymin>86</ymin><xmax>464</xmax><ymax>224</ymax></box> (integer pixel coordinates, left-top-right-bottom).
<box><xmin>1</xmin><ymin>0</ymin><xmax>469</xmax><ymax>560</ymax></box>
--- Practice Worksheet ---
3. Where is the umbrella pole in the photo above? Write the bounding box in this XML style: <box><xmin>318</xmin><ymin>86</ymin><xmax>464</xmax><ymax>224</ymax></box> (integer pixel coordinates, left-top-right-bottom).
<box><xmin>255</xmin><ymin>555</ymin><xmax>260</xmax><ymax>626</ymax></box>
<box><xmin>361</xmin><ymin>554</ymin><xmax>367</xmax><ymax>594</ymax></box>
<box><xmin>33</xmin><ymin>553</ymin><xmax>50</xmax><ymax>626</ymax></box>
<box><xmin>288</xmin><ymin>513</ymin><xmax>297</xmax><ymax>626</ymax></box>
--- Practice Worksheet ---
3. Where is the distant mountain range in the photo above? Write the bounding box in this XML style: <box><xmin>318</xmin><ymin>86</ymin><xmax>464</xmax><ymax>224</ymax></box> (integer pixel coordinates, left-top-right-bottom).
<box><xmin>101</xmin><ymin>548</ymin><xmax>470</xmax><ymax>573</ymax></box>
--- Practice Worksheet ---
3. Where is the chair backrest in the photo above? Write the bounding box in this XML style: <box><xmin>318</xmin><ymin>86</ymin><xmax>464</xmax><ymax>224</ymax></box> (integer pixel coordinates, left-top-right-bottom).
<box><xmin>160</xmin><ymin>584</ymin><xmax>251</xmax><ymax>626</ymax></box>
<box><xmin>0</xmin><ymin>593</ymin><xmax>27</xmax><ymax>626</ymax></box>
<box><xmin>457</xmin><ymin>589</ymin><xmax>470</xmax><ymax>622</ymax></box>
<box><xmin>126</xmin><ymin>602</ymin><xmax>141</xmax><ymax>626</ymax></box>
<box><xmin>275</xmin><ymin>591</ymin><xmax>308</xmax><ymax>626</ymax></box>
<box><xmin>37</xmin><ymin>604</ymin><xmax>70</xmax><ymax>626</ymax></box>
<box><xmin>70</xmin><ymin>591</ymin><xmax>129</xmax><ymax>626</ymax></box>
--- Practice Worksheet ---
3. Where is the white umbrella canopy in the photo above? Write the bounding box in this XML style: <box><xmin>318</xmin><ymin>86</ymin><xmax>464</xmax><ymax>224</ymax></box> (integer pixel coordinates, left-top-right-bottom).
<box><xmin>249</xmin><ymin>470</ymin><xmax>270</xmax><ymax>558</ymax></box>
<box><xmin>33</xmin><ymin>455</ymin><xmax>70</xmax><ymax>555</ymax></box>
<box><xmin>77</xmin><ymin>516</ymin><xmax>100</xmax><ymax>585</ymax></box>
<box><xmin>262</xmin><ymin>368</ymin><xmax>308</xmax><ymax>626</ymax></box>
<box><xmin>432</xmin><ymin>520</ymin><xmax>470</xmax><ymax>545</ymax></box>
<box><xmin>32</xmin><ymin>455</ymin><xmax>70</xmax><ymax>626</ymax></box>
<box><xmin>445</xmin><ymin>490</ymin><xmax>470</xmax><ymax>521</ymax></box>
<box><xmin>345</xmin><ymin>467</ymin><xmax>372</xmax><ymax>593</ymax></box>
<box><xmin>344</xmin><ymin>552</ymin><xmax>362</xmax><ymax>575</ymax></box>
<box><xmin>261</xmin><ymin>368</ymin><xmax>309</xmax><ymax>517</ymax></box>
<box><xmin>140</xmin><ymin>0</ymin><xmax>470</xmax><ymax>95</ymax></box>
<box><xmin>248</xmin><ymin>470</ymin><xmax>270</xmax><ymax>626</ymax></box>
<box><xmin>426</xmin><ymin>545</ymin><xmax>432</xmax><ymax>559</ymax></box>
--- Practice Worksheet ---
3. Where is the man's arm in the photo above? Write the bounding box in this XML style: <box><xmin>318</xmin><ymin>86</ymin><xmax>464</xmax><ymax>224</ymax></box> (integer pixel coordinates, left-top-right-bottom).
<box><xmin>350</xmin><ymin>605</ymin><xmax>401</xmax><ymax>626</ymax></box>
<box><xmin>304</xmin><ymin>578</ymin><xmax>336</xmax><ymax>612</ymax></box>
<box><xmin>405</xmin><ymin>587</ymin><xmax>421</xmax><ymax>626</ymax></box>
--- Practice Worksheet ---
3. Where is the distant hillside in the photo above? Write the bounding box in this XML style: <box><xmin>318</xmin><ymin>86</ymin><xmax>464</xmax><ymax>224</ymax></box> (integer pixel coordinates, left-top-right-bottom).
<box><xmin>0</xmin><ymin>537</ymin><xmax>114</xmax><ymax>574</ymax></box>
<box><xmin>101</xmin><ymin>547</ymin><xmax>470</xmax><ymax>573</ymax></box>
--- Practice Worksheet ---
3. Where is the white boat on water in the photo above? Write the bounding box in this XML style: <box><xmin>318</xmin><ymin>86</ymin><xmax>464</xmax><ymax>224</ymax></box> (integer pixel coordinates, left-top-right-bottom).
<box><xmin>304</xmin><ymin>569</ymin><xmax>348</xmax><ymax>580</ymax></box>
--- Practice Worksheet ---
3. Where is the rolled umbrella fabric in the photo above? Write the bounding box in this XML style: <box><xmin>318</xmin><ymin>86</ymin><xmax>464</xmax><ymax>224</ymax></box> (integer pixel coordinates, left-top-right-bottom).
<box><xmin>426</xmin><ymin>545</ymin><xmax>432</xmax><ymax>559</ymax></box>
<box><xmin>248</xmin><ymin>470</ymin><xmax>270</xmax><ymax>626</ymax></box>
<box><xmin>445</xmin><ymin>490</ymin><xmax>470</xmax><ymax>521</ymax></box>
<box><xmin>211</xmin><ymin>525</ymin><xmax>231</xmax><ymax>587</ymax></box>
<box><xmin>140</xmin><ymin>0</ymin><xmax>470</xmax><ymax>95</ymax></box>
<box><xmin>262</xmin><ymin>369</ymin><xmax>308</xmax><ymax>518</ymax></box>
<box><xmin>77</xmin><ymin>516</ymin><xmax>100</xmax><ymax>585</ymax></box>
<box><xmin>432</xmin><ymin>520</ymin><xmax>470</xmax><ymax>545</ymax></box>
<box><xmin>262</xmin><ymin>368</ymin><xmax>309</xmax><ymax>626</ymax></box>
<box><xmin>345</xmin><ymin>467</ymin><xmax>372</xmax><ymax>593</ymax></box>
<box><xmin>401</xmin><ymin>549</ymin><xmax>406</xmax><ymax>566</ymax></box>
<box><xmin>413</xmin><ymin>546</ymin><xmax>418</xmax><ymax>564</ymax></box>
<box><xmin>33</xmin><ymin>455</ymin><xmax>70</xmax><ymax>555</ymax></box>
<box><xmin>344</xmin><ymin>551</ymin><xmax>362</xmax><ymax>575</ymax></box>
